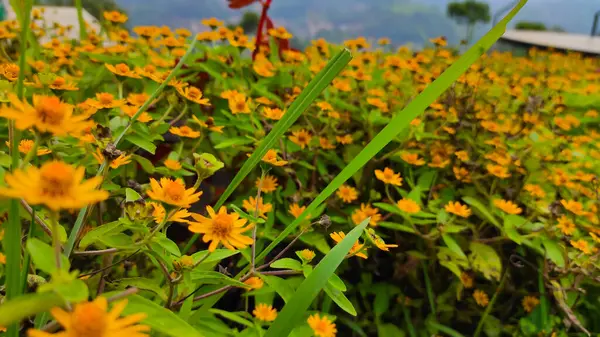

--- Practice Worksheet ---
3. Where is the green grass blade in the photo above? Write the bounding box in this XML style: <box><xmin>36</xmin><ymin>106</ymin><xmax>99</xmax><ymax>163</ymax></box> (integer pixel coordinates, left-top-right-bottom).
<box><xmin>427</xmin><ymin>322</ymin><xmax>466</xmax><ymax>337</ymax></box>
<box><xmin>63</xmin><ymin>36</ymin><xmax>200</xmax><ymax>257</ymax></box>
<box><xmin>255</xmin><ymin>0</ymin><xmax>528</xmax><ymax>264</ymax></box>
<box><xmin>182</xmin><ymin>48</ymin><xmax>352</xmax><ymax>254</ymax></box>
<box><xmin>5</xmin><ymin>1</ymin><xmax>33</xmax><ymax>336</ymax></box>
<box><xmin>264</xmin><ymin>219</ymin><xmax>369</xmax><ymax>337</ymax></box>
<box><xmin>75</xmin><ymin>0</ymin><xmax>87</xmax><ymax>41</ymax></box>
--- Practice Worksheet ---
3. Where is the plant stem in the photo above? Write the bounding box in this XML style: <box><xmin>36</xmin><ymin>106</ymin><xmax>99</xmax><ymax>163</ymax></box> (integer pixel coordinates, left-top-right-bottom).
<box><xmin>251</xmin><ymin>170</ymin><xmax>266</xmax><ymax>272</ymax></box>
<box><xmin>20</xmin><ymin>200</ymin><xmax>52</xmax><ymax>238</ymax></box>
<box><xmin>474</xmin><ymin>270</ymin><xmax>509</xmax><ymax>337</ymax></box>
<box><xmin>422</xmin><ymin>260</ymin><xmax>436</xmax><ymax>319</ymax></box>
<box><xmin>256</xmin><ymin>228</ymin><xmax>307</xmax><ymax>271</ymax></box>
<box><xmin>402</xmin><ymin>305</ymin><xmax>417</xmax><ymax>337</ymax></box>
<box><xmin>74</xmin><ymin>0</ymin><xmax>87</xmax><ymax>41</ymax></box>
<box><xmin>50</xmin><ymin>213</ymin><xmax>62</xmax><ymax>270</ymax></box>
<box><xmin>64</xmin><ymin>35</ymin><xmax>200</xmax><ymax>257</ymax></box>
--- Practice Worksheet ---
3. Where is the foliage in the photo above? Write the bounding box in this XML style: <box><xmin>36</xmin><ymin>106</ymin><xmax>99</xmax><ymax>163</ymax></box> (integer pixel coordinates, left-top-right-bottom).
<box><xmin>447</xmin><ymin>0</ymin><xmax>490</xmax><ymax>43</ymax></box>
<box><xmin>3</xmin><ymin>0</ymin><xmax>600</xmax><ymax>336</ymax></box>
<box><xmin>515</xmin><ymin>21</ymin><xmax>547</xmax><ymax>31</ymax></box>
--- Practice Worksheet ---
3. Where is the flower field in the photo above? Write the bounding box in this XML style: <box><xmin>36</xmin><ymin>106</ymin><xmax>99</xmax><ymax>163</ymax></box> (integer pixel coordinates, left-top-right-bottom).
<box><xmin>0</xmin><ymin>0</ymin><xmax>599</xmax><ymax>336</ymax></box>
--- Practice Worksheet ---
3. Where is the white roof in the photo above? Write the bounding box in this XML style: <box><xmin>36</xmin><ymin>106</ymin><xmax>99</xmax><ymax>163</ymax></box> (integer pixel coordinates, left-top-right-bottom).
<box><xmin>501</xmin><ymin>29</ymin><xmax>600</xmax><ymax>55</ymax></box>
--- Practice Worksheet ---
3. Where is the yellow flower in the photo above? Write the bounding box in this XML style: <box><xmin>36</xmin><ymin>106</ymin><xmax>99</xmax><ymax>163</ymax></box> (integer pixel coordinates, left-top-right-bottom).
<box><xmin>473</xmin><ymin>289</ymin><xmax>489</xmax><ymax>307</ymax></box>
<box><xmin>201</xmin><ymin>17</ymin><xmax>224</xmax><ymax>28</ymax></box>
<box><xmin>27</xmin><ymin>297</ymin><xmax>148</xmax><ymax>337</ymax></box>
<box><xmin>146</xmin><ymin>177</ymin><xmax>202</xmax><ymax>208</ymax></box>
<box><xmin>374</xmin><ymin>167</ymin><xmax>402</xmax><ymax>186</ymax></box>
<box><xmin>570</xmin><ymin>239</ymin><xmax>592</xmax><ymax>254</ymax></box>
<box><xmin>351</xmin><ymin>203</ymin><xmax>381</xmax><ymax>226</ymax></box>
<box><xmin>187</xmin><ymin>206</ymin><xmax>254</xmax><ymax>252</ymax></box>
<box><xmin>460</xmin><ymin>272</ymin><xmax>473</xmax><ymax>288</ymax></box>
<box><xmin>262</xmin><ymin>149</ymin><xmax>288</xmax><ymax>166</ymax></box>
<box><xmin>2</xmin><ymin>63</ymin><xmax>19</xmax><ymax>81</ymax></box>
<box><xmin>493</xmin><ymin>199</ymin><xmax>522</xmax><ymax>215</ymax></box>
<box><xmin>170</xmin><ymin>126</ymin><xmax>201</xmax><ymax>138</ymax></box>
<box><xmin>93</xmin><ymin>149</ymin><xmax>132</xmax><ymax>169</ymax></box>
<box><xmin>268</xmin><ymin>27</ymin><xmax>293</xmax><ymax>40</ymax></box>
<box><xmin>242</xmin><ymin>196</ymin><xmax>273</xmax><ymax>219</ymax></box>
<box><xmin>289</xmin><ymin>203</ymin><xmax>308</xmax><ymax>219</ymax></box>
<box><xmin>228</xmin><ymin>93</ymin><xmax>251</xmax><ymax>114</ymax></box>
<box><xmin>522</xmin><ymin>296</ymin><xmax>540</xmax><ymax>313</ymax></box>
<box><xmin>523</xmin><ymin>184</ymin><xmax>545</xmax><ymax>198</ymax></box>
<box><xmin>105</xmin><ymin>63</ymin><xmax>141</xmax><ymax>79</ymax></box>
<box><xmin>397</xmin><ymin>198</ymin><xmax>421</xmax><ymax>214</ymax></box>
<box><xmin>0</xmin><ymin>161</ymin><xmax>108</xmax><ymax>211</ymax></box>
<box><xmin>445</xmin><ymin>201</ymin><xmax>471</xmax><ymax>218</ymax></box>
<box><xmin>486</xmin><ymin>164</ymin><xmax>511</xmax><ymax>179</ymax></box>
<box><xmin>103</xmin><ymin>11</ymin><xmax>128</xmax><ymax>23</ymax></box>
<box><xmin>256</xmin><ymin>175</ymin><xmax>278</xmax><ymax>193</ymax></box>
<box><xmin>149</xmin><ymin>202</ymin><xmax>191</xmax><ymax>224</ymax></box>
<box><xmin>49</xmin><ymin>76</ymin><xmax>78</xmax><ymax>91</ymax></box>
<box><xmin>289</xmin><ymin>129</ymin><xmax>312</xmax><ymax>149</ymax></box>
<box><xmin>0</xmin><ymin>252</ymin><xmax>5</xmax><ymax>264</ymax></box>
<box><xmin>176</xmin><ymin>86</ymin><xmax>210</xmax><ymax>106</ymax></box>
<box><xmin>298</xmin><ymin>249</ymin><xmax>316</xmax><ymax>262</ymax></box>
<box><xmin>91</xmin><ymin>92</ymin><xmax>126</xmax><ymax>109</ymax></box>
<box><xmin>164</xmin><ymin>159</ymin><xmax>182</xmax><ymax>171</ymax></box>
<box><xmin>262</xmin><ymin>107</ymin><xmax>285</xmax><ymax>120</ymax></box>
<box><xmin>319</xmin><ymin>137</ymin><xmax>336</xmax><ymax>149</ymax></box>
<box><xmin>561</xmin><ymin>199</ymin><xmax>585</xmax><ymax>216</ymax></box>
<box><xmin>401</xmin><ymin>152</ymin><xmax>425</xmax><ymax>166</ymax></box>
<box><xmin>127</xmin><ymin>93</ymin><xmax>149</xmax><ymax>106</ymax></box>
<box><xmin>244</xmin><ymin>276</ymin><xmax>264</xmax><ymax>290</ymax></box>
<box><xmin>253</xmin><ymin>303</ymin><xmax>278</xmax><ymax>322</ymax></box>
<box><xmin>253</xmin><ymin>54</ymin><xmax>276</xmax><ymax>77</ymax></box>
<box><xmin>120</xmin><ymin>105</ymin><xmax>153</xmax><ymax>123</ymax></box>
<box><xmin>556</xmin><ymin>215</ymin><xmax>576</xmax><ymax>235</ymax></box>
<box><xmin>307</xmin><ymin>313</ymin><xmax>337</xmax><ymax>337</ymax></box>
<box><xmin>336</xmin><ymin>185</ymin><xmax>358</xmax><ymax>203</ymax></box>
<box><xmin>0</xmin><ymin>94</ymin><xmax>91</xmax><ymax>136</ymax></box>
<box><xmin>192</xmin><ymin>116</ymin><xmax>224</xmax><ymax>133</ymax></box>
<box><xmin>455</xmin><ymin>150</ymin><xmax>469</xmax><ymax>161</ymax></box>
<box><xmin>330</xmin><ymin>231</ymin><xmax>367</xmax><ymax>259</ymax></box>
<box><xmin>368</xmin><ymin>229</ymin><xmax>398</xmax><ymax>251</ymax></box>
<box><xmin>6</xmin><ymin>139</ymin><xmax>51</xmax><ymax>156</ymax></box>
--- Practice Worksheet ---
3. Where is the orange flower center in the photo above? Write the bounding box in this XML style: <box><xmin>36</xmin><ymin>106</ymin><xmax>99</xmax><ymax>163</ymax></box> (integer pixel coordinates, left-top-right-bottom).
<box><xmin>18</xmin><ymin>140</ymin><xmax>33</xmax><ymax>153</ymax></box>
<box><xmin>164</xmin><ymin>180</ymin><xmax>185</xmax><ymax>202</ymax></box>
<box><xmin>212</xmin><ymin>214</ymin><xmax>233</xmax><ymax>237</ymax></box>
<box><xmin>116</xmin><ymin>63</ymin><xmax>130</xmax><ymax>73</ymax></box>
<box><xmin>72</xmin><ymin>302</ymin><xmax>107</xmax><ymax>337</ymax></box>
<box><xmin>52</xmin><ymin>77</ymin><xmax>65</xmax><ymax>86</ymax></box>
<box><xmin>98</xmin><ymin>93</ymin><xmax>114</xmax><ymax>105</ymax></box>
<box><xmin>179</xmin><ymin>126</ymin><xmax>191</xmax><ymax>135</ymax></box>
<box><xmin>5</xmin><ymin>64</ymin><xmax>18</xmax><ymax>78</ymax></box>
<box><xmin>39</xmin><ymin>162</ymin><xmax>74</xmax><ymax>197</ymax></box>
<box><xmin>188</xmin><ymin>87</ymin><xmax>201</xmax><ymax>99</ymax></box>
<box><xmin>35</xmin><ymin>96</ymin><xmax>67</xmax><ymax>125</ymax></box>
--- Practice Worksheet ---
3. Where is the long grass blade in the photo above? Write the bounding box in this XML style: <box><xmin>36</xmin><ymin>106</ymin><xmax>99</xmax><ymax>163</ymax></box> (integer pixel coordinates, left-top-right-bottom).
<box><xmin>182</xmin><ymin>48</ymin><xmax>353</xmax><ymax>254</ymax></box>
<box><xmin>264</xmin><ymin>218</ymin><xmax>369</xmax><ymax>337</ymax></box>
<box><xmin>255</xmin><ymin>0</ymin><xmax>528</xmax><ymax>264</ymax></box>
<box><xmin>5</xmin><ymin>1</ymin><xmax>33</xmax><ymax>336</ymax></box>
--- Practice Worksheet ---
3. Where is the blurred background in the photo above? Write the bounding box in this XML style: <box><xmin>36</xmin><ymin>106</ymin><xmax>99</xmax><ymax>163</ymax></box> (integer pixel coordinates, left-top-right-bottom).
<box><xmin>33</xmin><ymin>0</ymin><xmax>599</xmax><ymax>48</ymax></box>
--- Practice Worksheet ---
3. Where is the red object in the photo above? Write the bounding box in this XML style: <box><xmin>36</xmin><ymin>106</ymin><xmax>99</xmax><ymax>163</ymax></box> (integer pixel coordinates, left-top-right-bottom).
<box><xmin>227</xmin><ymin>0</ymin><xmax>258</xmax><ymax>9</ymax></box>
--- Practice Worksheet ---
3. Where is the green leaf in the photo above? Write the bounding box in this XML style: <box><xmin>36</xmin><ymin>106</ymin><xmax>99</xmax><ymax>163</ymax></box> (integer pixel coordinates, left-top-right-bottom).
<box><xmin>125</xmin><ymin>188</ymin><xmax>142</xmax><ymax>202</ymax></box>
<box><xmin>53</xmin><ymin>278</ymin><xmax>89</xmax><ymax>303</ymax></box>
<box><xmin>503</xmin><ymin>217</ymin><xmax>524</xmax><ymax>244</ymax></box>
<box><xmin>270</xmin><ymin>258</ymin><xmax>303</xmax><ymax>271</ymax></box>
<box><xmin>27</xmin><ymin>238</ymin><xmax>70</xmax><ymax>274</ymax></box>
<box><xmin>133</xmin><ymin>154</ymin><xmax>155</xmax><ymax>173</ymax></box>
<box><xmin>462</xmin><ymin>197</ymin><xmax>501</xmax><ymax>228</ymax></box>
<box><xmin>191</xmin><ymin>249</ymin><xmax>239</xmax><ymax>265</ymax></box>
<box><xmin>210</xmin><ymin>309</ymin><xmax>254</xmax><ymax>327</ymax></box>
<box><xmin>183</xmin><ymin>48</ymin><xmax>352</xmax><ymax>254</ymax></box>
<box><xmin>213</xmin><ymin>137</ymin><xmax>255</xmax><ymax>149</ymax></box>
<box><xmin>469</xmin><ymin>242</ymin><xmax>502</xmax><ymax>281</ymax></box>
<box><xmin>116</xmin><ymin>294</ymin><xmax>203</xmax><ymax>337</ymax></box>
<box><xmin>427</xmin><ymin>322</ymin><xmax>466</xmax><ymax>337</ymax></box>
<box><xmin>264</xmin><ymin>219</ymin><xmax>369</xmax><ymax>337</ymax></box>
<box><xmin>190</xmin><ymin>271</ymin><xmax>250</xmax><ymax>288</ymax></box>
<box><xmin>378</xmin><ymin>222</ymin><xmax>416</xmax><ymax>234</ymax></box>
<box><xmin>324</xmin><ymin>283</ymin><xmax>357</xmax><ymax>316</ymax></box>
<box><xmin>260</xmin><ymin>274</ymin><xmax>296</xmax><ymax>303</ymax></box>
<box><xmin>79</xmin><ymin>221</ymin><xmax>124</xmax><ymax>249</ymax></box>
<box><xmin>125</xmin><ymin>134</ymin><xmax>157</xmax><ymax>154</ymax></box>
<box><xmin>373</xmin><ymin>202</ymin><xmax>403</xmax><ymax>216</ymax></box>
<box><xmin>328</xmin><ymin>273</ymin><xmax>347</xmax><ymax>292</ymax></box>
<box><xmin>442</xmin><ymin>234</ymin><xmax>467</xmax><ymax>259</ymax></box>
<box><xmin>152</xmin><ymin>234</ymin><xmax>181</xmax><ymax>257</ymax></box>
<box><xmin>541</xmin><ymin>238</ymin><xmax>565</xmax><ymax>268</ymax></box>
<box><xmin>118</xmin><ymin>277</ymin><xmax>167</xmax><ymax>301</ymax></box>
<box><xmin>0</xmin><ymin>291</ymin><xmax>64</xmax><ymax>326</ymax></box>
<box><xmin>378</xmin><ymin>324</ymin><xmax>406</xmax><ymax>337</ymax></box>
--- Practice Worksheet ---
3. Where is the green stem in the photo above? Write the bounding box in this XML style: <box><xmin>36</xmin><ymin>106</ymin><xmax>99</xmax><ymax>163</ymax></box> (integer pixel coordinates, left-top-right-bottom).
<box><xmin>402</xmin><ymin>305</ymin><xmax>417</xmax><ymax>337</ymax></box>
<box><xmin>50</xmin><ymin>213</ymin><xmax>62</xmax><ymax>270</ymax></box>
<box><xmin>474</xmin><ymin>269</ymin><xmax>509</xmax><ymax>337</ymax></box>
<box><xmin>152</xmin><ymin>103</ymin><xmax>175</xmax><ymax>126</ymax></box>
<box><xmin>64</xmin><ymin>35</ymin><xmax>200</xmax><ymax>257</ymax></box>
<box><xmin>75</xmin><ymin>0</ymin><xmax>87</xmax><ymax>41</ymax></box>
<box><xmin>422</xmin><ymin>260</ymin><xmax>436</xmax><ymax>319</ymax></box>
<box><xmin>6</xmin><ymin>1</ymin><xmax>32</xmax><ymax>336</ymax></box>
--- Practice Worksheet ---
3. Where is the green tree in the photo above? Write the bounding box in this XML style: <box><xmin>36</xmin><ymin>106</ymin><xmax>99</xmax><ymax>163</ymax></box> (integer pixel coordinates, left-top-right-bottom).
<box><xmin>239</xmin><ymin>11</ymin><xmax>259</xmax><ymax>34</ymax></box>
<box><xmin>515</xmin><ymin>21</ymin><xmax>547</xmax><ymax>31</ymax></box>
<box><xmin>447</xmin><ymin>0</ymin><xmax>490</xmax><ymax>44</ymax></box>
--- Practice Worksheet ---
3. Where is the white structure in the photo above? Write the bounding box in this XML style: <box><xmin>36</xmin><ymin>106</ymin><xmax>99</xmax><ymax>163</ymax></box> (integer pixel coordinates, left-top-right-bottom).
<box><xmin>1</xmin><ymin>0</ymin><xmax>101</xmax><ymax>41</ymax></box>
<box><xmin>500</xmin><ymin>29</ymin><xmax>600</xmax><ymax>55</ymax></box>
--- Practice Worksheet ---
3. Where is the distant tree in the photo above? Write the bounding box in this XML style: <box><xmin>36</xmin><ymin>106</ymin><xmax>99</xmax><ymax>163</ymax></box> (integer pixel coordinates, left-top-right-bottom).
<box><xmin>550</xmin><ymin>25</ymin><xmax>566</xmax><ymax>32</ymax></box>
<box><xmin>515</xmin><ymin>21</ymin><xmax>547</xmax><ymax>31</ymax></box>
<box><xmin>34</xmin><ymin>0</ymin><xmax>124</xmax><ymax>20</ymax></box>
<box><xmin>239</xmin><ymin>11</ymin><xmax>259</xmax><ymax>34</ymax></box>
<box><xmin>447</xmin><ymin>0</ymin><xmax>490</xmax><ymax>44</ymax></box>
